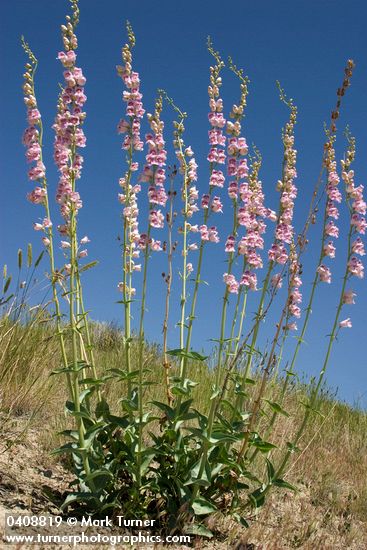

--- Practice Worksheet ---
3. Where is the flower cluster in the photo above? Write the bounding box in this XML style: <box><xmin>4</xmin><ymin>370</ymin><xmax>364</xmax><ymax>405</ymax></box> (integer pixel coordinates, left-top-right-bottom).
<box><xmin>21</xmin><ymin>41</ymin><xmax>53</xmax><ymax>249</ymax></box>
<box><xmin>285</xmin><ymin>245</ymin><xmax>303</xmax><ymax>329</ymax></box>
<box><xmin>53</xmin><ymin>16</ymin><xmax>87</xmax><ymax>244</ymax></box>
<box><xmin>339</xmin><ymin>138</ymin><xmax>365</xmax><ymax>328</ymax></box>
<box><xmin>116</xmin><ymin>25</ymin><xmax>145</xmax><ymax>296</ymax></box>
<box><xmin>269</xmin><ymin>99</ymin><xmax>298</xmax><ymax>269</ymax></box>
<box><xmin>342</xmin><ymin>160</ymin><xmax>366</xmax><ymax>281</ymax></box>
<box><xmin>203</xmin><ymin>41</ymin><xmax>226</xmax><ymax>243</ymax></box>
<box><xmin>139</xmin><ymin>95</ymin><xmax>167</xmax><ymax>252</ymax></box>
<box><xmin>317</xmin><ymin>141</ymin><xmax>341</xmax><ymax>283</ymax></box>
<box><xmin>117</xmin><ymin>23</ymin><xmax>145</xmax><ymax>152</ymax></box>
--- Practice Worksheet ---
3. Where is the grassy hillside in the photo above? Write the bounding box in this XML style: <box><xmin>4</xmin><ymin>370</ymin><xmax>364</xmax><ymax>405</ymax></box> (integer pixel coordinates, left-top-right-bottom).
<box><xmin>1</xmin><ymin>315</ymin><xmax>367</xmax><ymax>548</ymax></box>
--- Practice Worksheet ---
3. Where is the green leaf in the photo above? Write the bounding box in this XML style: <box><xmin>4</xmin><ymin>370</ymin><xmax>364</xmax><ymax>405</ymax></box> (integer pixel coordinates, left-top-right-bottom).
<box><xmin>34</xmin><ymin>250</ymin><xmax>44</xmax><ymax>267</ymax></box>
<box><xmin>251</xmin><ymin>439</ymin><xmax>277</xmax><ymax>453</ymax></box>
<box><xmin>266</xmin><ymin>458</ymin><xmax>275</xmax><ymax>482</ymax></box>
<box><xmin>50</xmin><ymin>361</ymin><xmax>91</xmax><ymax>376</ymax></box>
<box><xmin>50</xmin><ymin>442</ymin><xmax>77</xmax><ymax>455</ymax></box>
<box><xmin>210</xmin><ymin>387</ymin><xmax>220</xmax><ymax>400</ymax></box>
<box><xmin>95</xmin><ymin>398</ymin><xmax>110</xmax><ymax>418</ymax></box>
<box><xmin>79</xmin><ymin>260</ymin><xmax>98</xmax><ymax>272</ymax></box>
<box><xmin>265</xmin><ymin>400</ymin><xmax>290</xmax><ymax>417</ymax></box>
<box><xmin>79</xmin><ymin>388</ymin><xmax>95</xmax><ymax>403</ymax></box>
<box><xmin>272</xmin><ymin>478</ymin><xmax>297</xmax><ymax>491</ymax></box>
<box><xmin>79</xmin><ymin>377</ymin><xmax>106</xmax><ymax>386</ymax></box>
<box><xmin>167</xmin><ymin>348</ymin><xmax>208</xmax><ymax>361</ymax></box>
<box><xmin>18</xmin><ymin>248</ymin><xmax>22</xmax><ymax>269</ymax></box>
<box><xmin>210</xmin><ymin>432</ymin><xmax>240</xmax><ymax>444</ymax></box>
<box><xmin>150</xmin><ymin>400</ymin><xmax>174</xmax><ymax>420</ymax></box>
<box><xmin>286</xmin><ymin>441</ymin><xmax>300</xmax><ymax>453</ymax></box>
<box><xmin>107</xmin><ymin>368</ymin><xmax>140</xmax><ymax>381</ymax></box>
<box><xmin>249</xmin><ymin>488</ymin><xmax>266</xmax><ymax>509</ymax></box>
<box><xmin>192</xmin><ymin>497</ymin><xmax>217</xmax><ymax>516</ymax></box>
<box><xmin>233</xmin><ymin>513</ymin><xmax>249</xmax><ymax>528</ymax></box>
<box><xmin>300</xmin><ymin>401</ymin><xmax>324</xmax><ymax>417</ymax></box>
<box><xmin>85</xmin><ymin>469</ymin><xmax>113</xmax><ymax>486</ymax></box>
<box><xmin>184</xmin><ymin>524</ymin><xmax>213</xmax><ymax>538</ymax></box>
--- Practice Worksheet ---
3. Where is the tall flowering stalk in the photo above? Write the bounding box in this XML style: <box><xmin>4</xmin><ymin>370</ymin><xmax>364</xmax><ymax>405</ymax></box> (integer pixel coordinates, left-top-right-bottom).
<box><xmin>21</xmin><ymin>39</ymin><xmax>72</xmax><ymax>398</ymax></box>
<box><xmin>163</xmin><ymin>96</ymin><xmax>199</xmax><ymax>385</ymax></box>
<box><xmin>162</xmin><ymin>167</ymin><xmax>177</xmax><ymax>406</ymax></box>
<box><xmin>256</xmin><ymin>61</ymin><xmax>356</xmax><ymax>451</ymax></box>
<box><xmin>237</xmin><ymin>242</ymin><xmax>302</xmax><ymax>461</ymax></box>
<box><xmin>52</xmin><ymin>0</ymin><xmax>92</xmax><ymax>479</ymax></box>
<box><xmin>180</xmin><ymin>39</ymin><xmax>225</xmax><ymax>381</ymax></box>
<box><xmin>234</xmin><ymin>86</ymin><xmax>297</xmax><ymax>415</ymax></box>
<box><xmin>136</xmin><ymin>96</ymin><xmax>167</xmax><ymax>486</ymax></box>
<box><xmin>117</xmin><ymin>22</ymin><xmax>144</xmax><ymax>398</ymax></box>
<box><xmin>216</xmin><ymin>60</ymin><xmax>249</xmax><ymax>386</ymax></box>
<box><xmin>227</xmin><ymin>151</ymin><xmax>263</xmax><ymax>359</ymax></box>
<box><xmin>271</xmin><ymin>133</ymin><xmax>365</xmax><ymax>483</ymax></box>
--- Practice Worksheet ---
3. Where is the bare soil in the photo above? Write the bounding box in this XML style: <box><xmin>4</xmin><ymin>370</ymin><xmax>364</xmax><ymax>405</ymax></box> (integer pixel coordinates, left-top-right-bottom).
<box><xmin>0</xmin><ymin>418</ymin><xmax>366</xmax><ymax>549</ymax></box>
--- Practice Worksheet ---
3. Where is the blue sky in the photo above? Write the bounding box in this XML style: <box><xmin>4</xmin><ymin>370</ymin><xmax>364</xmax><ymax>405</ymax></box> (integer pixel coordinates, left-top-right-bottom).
<box><xmin>1</xmin><ymin>0</ymin><xmax>366</xmax><ymax>406</ymax></box>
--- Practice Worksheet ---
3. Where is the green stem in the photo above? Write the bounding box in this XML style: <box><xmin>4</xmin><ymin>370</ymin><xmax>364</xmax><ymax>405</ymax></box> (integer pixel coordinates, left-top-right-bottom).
<box><xmin>234</xmin><ymin>261</ymin><xmax>274</xmax><ymax>413</ymax></box>
<box><xmin>272</xmin><ymin>225</ymin><xmax>353</xmax><ymax>485</ymax></box>
<box><xmin>122</xmin><ymin>132</ymin><xmax>134</xmax><ymax>400</ymax></box>
<box><xmin>136</xmin><ymin>224</ymin><xmax>152</xmax><ymax>488</ymax></box>
<box><xmin>162</xmin><ymin>174</ymin><xmax>175</xmax><ymax>405</ymax></box>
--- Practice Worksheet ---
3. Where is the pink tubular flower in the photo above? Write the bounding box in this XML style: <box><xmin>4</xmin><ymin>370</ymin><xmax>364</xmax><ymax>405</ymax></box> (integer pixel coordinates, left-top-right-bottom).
<box><xmin>285</xmin><ymin>322</ymin><xmax>298</xmax><ymax>331</ymax></box>
<box><xmin>149</xmin><ymin>209</ymin><xmax>164</xmax><ymax>229</ymax></box>
<box><xmin>223</xmin><ymin>273</ymin><xmax>239</xmax><ymax>294</ymax></box>
<box><xmin>323</xmin><ymin>241</ymin><xmax>336</xmax><ymax>258</ymax></box>
<box><xmin>208</xmin><ymin>226</ymin><xmax>219</xmax><ymax>243</ymax></box>
<box><xmin>27</xmin><ymin>187</ymin><xmax>46</xmax><ymax>205</ymax></box>
<box><xmin>339</xmin><ymin>318</ymin><xmax>352</xmax><ymax>328</ymax></box>
<box><xmin>211</xmin><ymin>196</ymin><xmax>223</xmax><ymax>213</ymax></box>
<box><xmin>271</xmin><ymin>273</ymin><xmax>283</xmax><ymax>289</ymax></box>
<box><xmin>240</xmin><ymin>270</ymin><xmax>257</xmax><ymax>291</ymax></box>
<box><xmin>351</xmin><ymin>237</ymin><xmax>365</xmax><ymax>256</ymax></box>
<box><xmin>343</xmin><ymin>290</ymin><xmax>356</xmax><ymax>304</ymax></box>
<box><xmin>348</xmin><ymin>256</ymin><xmax>364</xmax><ymax>278</ymax></box>
<box><xmin>225</xmin><ymin>235</ymin><xmax>236</xmax><ymax>253</ymax></box>
<box><xmin>201</xmin><ymin>194</ymin><xmax>210</xmax><ymax>209</ymax></box>
<box><xmin>324</xmin><ymin>220</ymin><xmax>339</xmax><ymax>238</ymax></box>
<box><xmin>317</xmin><ymin>264</ymin><xmax>331</xmax><ymax>283</ymax></box>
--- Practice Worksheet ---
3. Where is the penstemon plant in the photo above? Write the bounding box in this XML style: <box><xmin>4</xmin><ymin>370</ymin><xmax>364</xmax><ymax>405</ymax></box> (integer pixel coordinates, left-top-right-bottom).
<box><xmin>18</xmin><ymin>0</ymin><xmax>365</xmax><ymax>537</ymax></box>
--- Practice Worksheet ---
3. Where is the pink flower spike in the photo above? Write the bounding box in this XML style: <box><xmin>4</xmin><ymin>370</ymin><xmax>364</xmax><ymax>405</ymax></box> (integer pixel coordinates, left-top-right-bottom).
<box><xmin>339</xmin><ymin>318</ymin><xmax>352</xmax><ymax>328</ymax></box>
